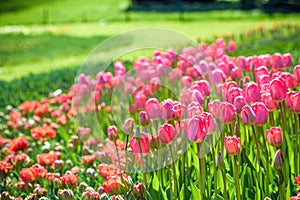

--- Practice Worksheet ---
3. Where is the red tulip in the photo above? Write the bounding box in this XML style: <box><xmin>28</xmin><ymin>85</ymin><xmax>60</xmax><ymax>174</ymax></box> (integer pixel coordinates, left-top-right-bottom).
<box><xmin>133</xmin><ymin>183</ymin><xmax>146</xmax><ymax>198</ymax></box>
<box><xmin>240</xmin><ymin>105</ymin><xmax>256</xmax><ymax>125</ymax></box>
<box><xmin>251</xmin><ymin>102</ymin><xmax>269</xmax><ymax>126</ymax></box>
<box><xmin>186</xmin><ymin>115</ymin><xmax>207</xmax><ymax>143</ymax></box>
<box><xmin>295</xmin><ymin>174</ymin><xmax>300</xmax><ymax>186</ymax></box>
<box><xmin>61</xmin><ymin>174</ymin><xmax>78</xmax><ymax>188</ymax></box>
<box><xmin>224</xmin><ymin>136</ymin><xmax>241</xmax><ymax>156</ymax></box>
<box><xmin>266</xmin><ymin>127</ymin><xmax>283</xmax><ymax>147</ymax></box>
<box><xmin>138</xmin><ymin>111</ymin><xmax>150</xmax><ymax>126</ymax></box>
<box><xmin>108</xmin><ymin>126</ymin><xmax>119</xmax><ymax>142</ymax></box>
<box><xmin>158</xmin><ymin>124</ymin><xmax>176</xmax><ymax>144</ymax></box>
<box><xmin>220</xmin><ymin>102</ymin><xmax>236</xmax><ymax>124</ymax></box>
<box><xmin>102</xmin><ymin>172</ymin><xmax>131</xmax><ymax>195</ymax></box>
<box><xmin>269</xmin><ymin>78</ymin><xmax>286</xmax><ymax>101</ymax></box>
<box><xmin>145</xmin><ymin>98</ymin><xmax>161</xmax><ymax>120</ymax></box>
<box><xmin>243</xmin><ymin>82</ymin><xmax>261</xmax><ymax>103</ymax></box>
<box><xmin>37</xmin><ymin>152</ymin><xmax>58</xmax><ymax>166</ymax></box>
<box><xmin>130</xmin><ymin>132</ymin><xmax>149</xmax><ymax>154</ymax></box>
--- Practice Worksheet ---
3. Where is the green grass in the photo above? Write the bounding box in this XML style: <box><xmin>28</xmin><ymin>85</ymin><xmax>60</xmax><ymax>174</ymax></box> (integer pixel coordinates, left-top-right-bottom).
<box><xmin>1</xmin><ymin>18</ymin><xmax>300</xmax><ymax>80</ymax></box>
<box><xmin>0</xmin><ymin>0</ymin><xmax>300</xmax><ymax>80</ymax></box>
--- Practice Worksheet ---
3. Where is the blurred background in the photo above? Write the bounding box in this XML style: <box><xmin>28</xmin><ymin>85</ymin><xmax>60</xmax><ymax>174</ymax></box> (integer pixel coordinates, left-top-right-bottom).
<box><xmin>0</xmin><ymin>0</ymin><xmax>299</xmax><ymax>108</ymax></box>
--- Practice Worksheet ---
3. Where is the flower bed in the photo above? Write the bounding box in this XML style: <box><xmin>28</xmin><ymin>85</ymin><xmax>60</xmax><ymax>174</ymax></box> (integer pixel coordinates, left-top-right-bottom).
<box><xmin>0</xmin><ymin>24</ymin><xmax>300</xmax><ymax>200</ymax></box>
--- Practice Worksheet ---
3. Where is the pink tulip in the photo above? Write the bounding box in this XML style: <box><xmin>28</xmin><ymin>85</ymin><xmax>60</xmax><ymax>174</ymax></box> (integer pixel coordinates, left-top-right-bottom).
<box><xmin>266</xmin><ymin>127</ymin><xmax>283</xmax><ymax>147</ymax></box>
<box><xmin>186</xmin><ymin>115</ymin><xmax>207</xmax><ymax>143</ymax></box>
<box><xmin>208</xmin><ymin>69</ymin><xmax>226</xmax><ymax>85</ymax></box>
<box><xmin>208</xmin><ymin>100</ymin><xmax>221</xmax><ymax>118</ymax></box>
<box><xmin>243</xmin><ymin>82</ymin><xmax>261</xmax><ymax>103</ymax></box>
<box><xmin>187</xmin><ymin>102</ymin><xmax>203</xmax><ymax>118</ymax></box>
<box><xmin>192</xmin><ymin>80</ymin><xmax>212</xmax><ymax>97</ymax></box>
<box><xmin>161</xmin><ymin>99</ymin><xmax>174</xmax><ymax>121</ymax></box>
<box><xmin>233</xmin><ymin>96</ymin><xmax>246</xmax><ymax>113</ymax></box>
<box><xmin>269</xmin><ymin>78</ymin><xmax>286</xmax><ymax>102</ymax></box>
<box><xmin>220</xmin><ymin>102</ymin><xmax>236</xmax><ymax>124</ymax></box>
<box><xmin>192</xmin><ymin>90</ymin><xmax>204</xmax><ymax>105</ymax></box>
<box><xmin>291</xmin><ymin>92</ymin><xmax>300</xmax><ymax>113</ymax></box>
<box><xmin>261</xmin><ymin>92</ymin><xmax>278</xmax><ymax>111</ymax></box>
<box><xmin>108</xmin><ymin>126</ymin><xmax>119</xmax><ymax>142</ymax></box>
<box><xmin>224</xmin><ymin>136</ymin><xmax>241</xmax><ymax>155</ymax></box>
<box><xmin>134</xmin><ymin>93</ymin><xmax>146</xmax><ymax>110</ymax></box>
<box><xmin>123</xmin><ymin>118</ymin><xmax>134</xmax><ymax>135</ymax></box>
<box><xmin>230</xmin><ymin>67</ymin><xmax>243</xmax><ymax>82</ymax></box>
<box><xmin>138</xmin><ymin>111</ymin><xmax>150</xmax><ymax>126</ymax></box>
<box><xmin>285</xmin><ymin>91</ymin><xmax>297</xmax><ymax>110</ymax></box>
<box><xmin>130</xmin><ymin>132</ymin><xmax>149</xmax><ymax>154</ymax></box>
<box><xmin>172</xmin><ymin>102</ymin><xmax>184</xmax><ymax>120</ymax></box>
<box><xmin>201</xmin><ymin>112</ymin><xmax>217</xmax><ymax>134</ymax></box>
<box><xmin>274</xmin><ymin>149</ymin><xmax>284</xmax><ymax>170</ymax></box>
<box><xmin>228</xmin><ymin>40</ymin><xmax>236</xmax><ymax>53</ymax></box>
<box><xmin>293</xmin><ymin>65</ymin><xmax>300</xmax><ymax>84</ymax></box>
<box><xmin>145</xmin><ymin>98</ymin><xmax>161</xmax><ymax>120</ymax></box>
<box><xmin>158</xmin><ymin>124</ymin><xmax>176</xmax><ymax>144</ymax></box>
<box><xmin>251</xmin><ymin>102</ymin><xmax>269</xmax><ymax>126</ymax></box>
<box><xmin>240</xmin><ymin>105</ymin><xmax>256</xmax><ymax>125</ymax></box>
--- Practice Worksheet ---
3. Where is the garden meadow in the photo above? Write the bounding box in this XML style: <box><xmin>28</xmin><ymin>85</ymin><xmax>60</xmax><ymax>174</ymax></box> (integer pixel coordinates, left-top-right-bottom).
<box><xmin>0</xmin><ymin>23</ymin><xmax>300</xmax><ymax>200</ymax></box>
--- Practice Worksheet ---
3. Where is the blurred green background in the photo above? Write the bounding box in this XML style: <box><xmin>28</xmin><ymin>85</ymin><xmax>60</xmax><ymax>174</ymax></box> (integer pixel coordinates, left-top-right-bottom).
<box><xmin>0</xmin><ymin>0</ymin><xmax>299</xmax><ymax>81</ymax></box>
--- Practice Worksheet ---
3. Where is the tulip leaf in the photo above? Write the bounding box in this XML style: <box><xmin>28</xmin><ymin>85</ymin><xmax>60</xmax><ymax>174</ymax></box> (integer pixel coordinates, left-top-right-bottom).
<box><xmin>151</xmin><ymin>172</ymin><xmax>160</xmax><ymax>192</ymax></box>
<box><xmin>179</xmin><ymin>183</ymin><xmax>185</xmax><ymax>200</ymax></box>
<box><xmin>190</xmin><ymin>181</ymin><xmax>200</xmax><ymax>199</ymax></box>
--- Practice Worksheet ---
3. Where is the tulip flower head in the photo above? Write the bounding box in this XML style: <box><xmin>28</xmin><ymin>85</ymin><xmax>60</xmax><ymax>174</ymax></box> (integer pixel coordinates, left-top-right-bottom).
<box><xmin>158</xmin><ymin>123</ymin><xmax>176</xmax><ymax>144</ymax></box>
<box><xmin>266</xmin><ymin>127</ymin><xmax>283</xmax><ymax>147</ymax></box>
<box><xmin>224</xmin><ymin>136</ymin><xmax>241</xmax><ymax>156</ymax></box>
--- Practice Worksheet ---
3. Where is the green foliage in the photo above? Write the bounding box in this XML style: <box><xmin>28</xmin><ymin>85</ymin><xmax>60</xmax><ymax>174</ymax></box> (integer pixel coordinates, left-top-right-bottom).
<box><xmin>0</xmin><ymin>67</ymin><xmax>76</xmax><ymax>109</ymax></box>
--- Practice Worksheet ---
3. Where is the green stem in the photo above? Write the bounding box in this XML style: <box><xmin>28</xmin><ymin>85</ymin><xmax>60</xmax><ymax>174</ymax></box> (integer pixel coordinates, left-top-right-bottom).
<box><xmin>115</xmin><ymin>141</ymin><xmax>121</xmax><ymax>170</ymax></box>
<box><xmin>125</xmin><ymin>135</ymin><xmax>129</xmax><ymax>171</ymax></box>
<box><xmin>260</xmin><ymin>126</ymin><xmax>270</xmax><ymax>197</ymax></box>
<box><xmin>138</xmin><ymin>141</ymin><xmax>147</xmax><ymax>185</ymax></box>
<box><xmin>169</xmin><ymin>145</ymin><xmax>178</xmax><ymax>200</ymax></box>
<box><xmin>251</xmin><ymin>126</ymin><xmax>260</xmax><ymax>171</ymax></box>
<box><xmin>233</xmin><ymin>156</ymin><xmax>241</xmax><ymax>200</ymax></box>
<box><xmin>198</xmin><ymin>143</ymin><xmax>205</xmax><ymax>199</ymax></box>
<box><xmin>210</xmin><ymin>135</ymin><xmax>218</xmax><ymax>197</ymax></box>
<box><xmin>221</xmin><ymin>169</ymin><xmax>228</xmax><ymax>200</ymax></box>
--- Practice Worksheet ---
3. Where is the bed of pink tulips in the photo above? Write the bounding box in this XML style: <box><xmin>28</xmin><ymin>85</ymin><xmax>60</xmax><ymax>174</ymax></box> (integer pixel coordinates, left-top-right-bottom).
<box><xmin>1</xmin><ymin>25</ymin><xmax>300</xmax><ymax>200</ymax></box>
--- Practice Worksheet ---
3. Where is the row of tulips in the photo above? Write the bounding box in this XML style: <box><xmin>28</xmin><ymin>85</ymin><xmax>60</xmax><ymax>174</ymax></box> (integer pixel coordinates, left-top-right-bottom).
<box><xmin>1</xmin><ymin>24</ymin><xmax>300</xmax><ymax>200</ymax></box>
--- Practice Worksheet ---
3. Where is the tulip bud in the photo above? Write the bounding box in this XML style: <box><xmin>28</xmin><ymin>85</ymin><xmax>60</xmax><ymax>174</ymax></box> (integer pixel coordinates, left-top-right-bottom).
<box><xmin>123</xmin><ymin>118</ymin><xmax>134</xmax><ymax>135</ymax></box>
<box><xmin>266</xmin><ymin>127</ymin><xmax>283</xmax><ymax>147</ymax></box>
<box><xmin>107</xmin><ymin>126</ymin><xmax>119</xmax><ymax>142</ymax></box>
<box><xmin>158</xmin><ymin>123</ymin><xmax>176</xmax><ymax>144</ymax></box>
<box><xmin>57</xmin><ymin>189</ymin><xmax>75</xmax><ymax>200</ymax></box>
<box><xmin>133</xmin><ymin>183</ymin><xmax>146</xmax><ymax>198</ymax></box>
<box><xmin>0</xmin><ymin>192</ymin><xmax>11</xmax><ymax>200</ymax></box>
<box><xmin>274</xmin><ymin>149</ymin><xmax>284</xmax><ymax>170</ymax></box>
<box><xmin>79</xmin><ymin>182</ymin><xmax>88</xmax><ymax>193</ymax></box>
<box><xmin>224</xmin><ymin>136</ymin><xmax>241</xmax><ymax>156</ymax></box>
<box><xmin>54</xmin><ymin>160</ymin><xmax>64</xmax><ymax>171</ymax></box>
<box><xmin>217</xmin><ymin>151</ymin><xmax>225</xmax><ymax>169</ymax></box>
<box><xmin>138</xmin><ymin>111</ymin><xmax>150</xmax><ymax>126</ymax></box>
<box><xmin>99</xmin><ymin>193</ymin><xmax>109</xmax><ymax>200</ymax></box>
<box><xmin>240</xmin><ymin>105</ymin><xmax>256</xmax><ymax>125</ymax></box>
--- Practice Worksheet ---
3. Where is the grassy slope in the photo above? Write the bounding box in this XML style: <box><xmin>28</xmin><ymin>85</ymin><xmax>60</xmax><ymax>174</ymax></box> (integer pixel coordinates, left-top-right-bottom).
<box><xmin>0</xmin><ymin>0</ymin><xmax>300</xmax><ymax>80</ymax></box>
